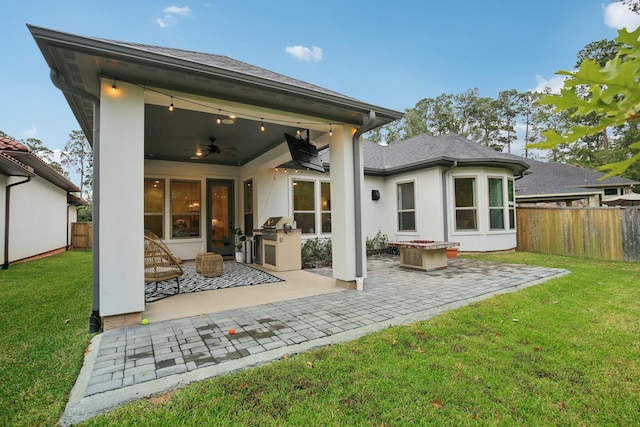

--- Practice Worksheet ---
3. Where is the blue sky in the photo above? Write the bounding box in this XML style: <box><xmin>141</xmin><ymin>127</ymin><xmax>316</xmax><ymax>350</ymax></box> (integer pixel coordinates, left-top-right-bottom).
<box><xmin>2</xmin><ymin>1</ymin><xmax>639</xmax><ymax>175</ymax></box>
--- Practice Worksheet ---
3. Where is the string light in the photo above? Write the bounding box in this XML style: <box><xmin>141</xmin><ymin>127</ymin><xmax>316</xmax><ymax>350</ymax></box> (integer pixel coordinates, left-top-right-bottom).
<box><xmin>105</xmin><ymin>75</ymin><xmax>341</xmax><ymax>131</ymax></box>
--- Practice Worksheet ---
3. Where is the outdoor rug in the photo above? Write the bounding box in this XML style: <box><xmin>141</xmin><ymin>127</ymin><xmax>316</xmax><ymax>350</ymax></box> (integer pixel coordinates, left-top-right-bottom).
<box><xmin>145</xmin><ymin>262</ymin><xmax>284</xmax><ymax>302</ymax></box>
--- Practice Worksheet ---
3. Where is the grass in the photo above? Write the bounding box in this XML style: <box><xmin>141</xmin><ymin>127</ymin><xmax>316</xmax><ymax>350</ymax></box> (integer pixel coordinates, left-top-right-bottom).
<box><xmin>2</xmin><ymin>251</ymin><xmax>640</xmax><ymax>426</ymax></box>
<box><xmin>0</xmin><ymin>251</ymin><xmax>92</xmax><ymax>427</ymax></box>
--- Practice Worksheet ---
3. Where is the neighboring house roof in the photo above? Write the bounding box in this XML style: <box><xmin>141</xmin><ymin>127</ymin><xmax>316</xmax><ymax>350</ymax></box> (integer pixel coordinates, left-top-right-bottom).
<box><xmin>0</xmin><ymin>136</ymin><xmax>81</xmax><ymax>193</ymax></box>
<box><xmin>320</xmin><ymin>133</ymin><xmax>530</xmax><ymax>176</ymax></box>
<box><xmin>508</xmin><ymin>155</ymin><xmax>639</xmax><ymax>199</ymax></box>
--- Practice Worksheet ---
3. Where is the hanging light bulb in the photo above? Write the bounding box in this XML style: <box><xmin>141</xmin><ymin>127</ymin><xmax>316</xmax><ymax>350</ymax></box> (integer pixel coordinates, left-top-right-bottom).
<box><xmin>329</xmin><ymin>124</ymin><xmax>333</xmax><ymax>137</ymax></box>
<box><xmin>216</xmin><ymin>109</ymin><xmax>222</xmax><ymax>124</ymax></box>
<box><xmin>168</xmin><ymin>96</ymin><xmax>174</xmax><ymax>112</ymax></box>
<box><xmin>260</xmin><ymin>118</ymin><xmax>265</xmax><ymax>132</ymax></box>
<box><xmin>111</xmin><ymin>79</ymin><xmax>117</xmax><ymax>93</ymax></box>
<box><xmin>296</xmin><ymin>123</ymin><xmax>301</xmax><ymax>136</ymax></box>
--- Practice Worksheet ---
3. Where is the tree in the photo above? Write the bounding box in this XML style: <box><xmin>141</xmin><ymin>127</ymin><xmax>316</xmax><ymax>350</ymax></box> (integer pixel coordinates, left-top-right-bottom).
<box><xmin>533</xmin><ymin>27</ymin><xmax>640</xmax><ymax>177</ymax></box>
<box><xmin>62</xmin><ymin>130</ymin><xmax>93</xmax><ymax>198</ymax></box>
<box><xmin>495</xmin><ymin>89</ymin><xmax>519</xmax><ymax>154</ymax></box>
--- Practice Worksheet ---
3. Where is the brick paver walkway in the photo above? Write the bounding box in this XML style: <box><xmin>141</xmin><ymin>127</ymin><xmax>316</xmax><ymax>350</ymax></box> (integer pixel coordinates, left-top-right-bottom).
<box><xmin>61</xmin><ymin>256</ymin><xmax>568</xmax><ymax>425</ymax></box>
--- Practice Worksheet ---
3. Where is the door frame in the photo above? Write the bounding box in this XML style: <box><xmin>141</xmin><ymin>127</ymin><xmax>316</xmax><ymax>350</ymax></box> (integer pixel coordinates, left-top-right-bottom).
<box><xmin>206</xmin><ymin>179</ymin><xmax>235</xmax><ymax>257</ymax></box>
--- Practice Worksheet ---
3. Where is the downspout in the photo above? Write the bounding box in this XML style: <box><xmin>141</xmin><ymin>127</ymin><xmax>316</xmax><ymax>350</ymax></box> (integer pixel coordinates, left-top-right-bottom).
<box><xmin>50</xmin><ymin>68</ymin><xmax>102</xmax><ymax>333</ymax></box>
<box><xmin>441</xmin><ymin>161</ymin><xmax>457</xmax><ymax>242</ymax></box>
<box><xmin>352</xmin><ymin>111</ymin><xmax>377</xmax><ymax>290</ymax></box>
<box><xmin>66</xmin><ymin>195</ymin><xmax>70</xmax><ymax>251</ymax></box>
<box><xmin>3</xmin><ymin>177</ymin><xmax>32</xmax><ymax>269</ymax></box>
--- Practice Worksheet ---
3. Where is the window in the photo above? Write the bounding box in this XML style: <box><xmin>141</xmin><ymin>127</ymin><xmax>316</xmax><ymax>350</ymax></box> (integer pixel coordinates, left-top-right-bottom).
<box><xmin>293</xmin><ymin>179</ymin><xmax>331</xmax><ymax>235</ymax></box>
<box><xmin>243</xmin><ymin>179</ymin><xmax>254</xmax><ymax>236</ymax></box>
<box><xmin>508</xmin><ymin>178</ymin><xmax>515</xmax><ymax>229</ymax></box>
<box><xmin>144</xmin><ymin>178</ymin><xmax>165</xmax><ymax>238</ymax></box>
<box><xmin>321</xmin><ymin>182</ymin><xmax>331</xmax><ymax>233</ymax></box>
<box><xmin>488</xmin><ymin>178</ymin><xmax>505</xmax><ymax>230</ymax></box>
<box><xmin>293</xmin><ymin>180</ymin><xmax>316</xmax><ymax>233</ymax></box>
<box><xmin>454</xmin><ymin>177</ymin><xmax>477</xmax><ymax>230</ymax></box>
<box><xmin>397</xmin><ymin>181</ymin><xmax>416</xmax><ymax>231</ymax></box>
<box><xmin>170</xmin><ymin>180</ymin><xmax>201</xmax><ymax>238</ymax></box>
<box><xmin>604</xmin><ymin>188</ymin><xmax>619</xmax><ymax>196</ymax></box>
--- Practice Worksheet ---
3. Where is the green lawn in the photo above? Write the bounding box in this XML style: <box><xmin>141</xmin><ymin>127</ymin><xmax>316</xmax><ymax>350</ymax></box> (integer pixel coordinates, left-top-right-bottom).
<box><xmin>0</xmin><ymin>251</ymin><xmax>92</xmax><ymax>427</ymax></box>
<box><xmin>2</xmin><ymin>251</ymin><xmax>640</xmax><ymax>426</ymax></box>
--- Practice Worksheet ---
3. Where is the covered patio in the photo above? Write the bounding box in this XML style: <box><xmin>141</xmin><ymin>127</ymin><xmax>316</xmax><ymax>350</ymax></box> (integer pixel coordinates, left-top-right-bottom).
<box><xmin>29</xmin><ymin>25</ymin><xmax>403</xmax><ymax>329</ymax></box>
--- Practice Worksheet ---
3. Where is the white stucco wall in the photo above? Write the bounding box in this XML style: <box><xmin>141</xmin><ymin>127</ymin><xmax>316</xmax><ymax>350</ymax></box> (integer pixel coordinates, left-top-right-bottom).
<box><xmin>99</xmin><ymin>80</ymin><xmax>145</xmax><ymax>317</ymax></box>
<box><xmin>5</xmin><ymin>175</ymin><xmax>70</xmax><ymax>262</ymax></box>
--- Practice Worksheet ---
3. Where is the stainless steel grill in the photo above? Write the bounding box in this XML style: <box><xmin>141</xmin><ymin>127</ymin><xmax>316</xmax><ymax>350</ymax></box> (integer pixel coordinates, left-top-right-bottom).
<box><xmin>261</xmin><ymin>216</ymin><xmax>294</xmax><ymax>241</ymax></box>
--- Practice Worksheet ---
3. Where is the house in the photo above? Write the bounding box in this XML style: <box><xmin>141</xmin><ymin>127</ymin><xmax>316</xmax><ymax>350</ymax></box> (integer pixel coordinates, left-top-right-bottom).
<box><xmin>314</xmin><ymin>134</ymin><xmax>530</xmax><ymax>252</ymax></box>
<box><xmin>29</xmin><ymin>25</ymin><xmax>404</xmax><ymax>328</ymax></box>
<box><xmin>510</xmin><ymin>155</ymin><xmax>639</xmax><ymax>207</ymax></box>
<box><xmin>0</xmin><ymin>136</ymin><xmax>83</xmax><ymax>269</ymax></box>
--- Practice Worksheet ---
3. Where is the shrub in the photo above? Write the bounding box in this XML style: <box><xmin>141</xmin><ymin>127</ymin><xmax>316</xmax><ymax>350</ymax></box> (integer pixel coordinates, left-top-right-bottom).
<box><xmin>301</xmin><ymin>237</ymin><xmax>332</xmax><ymax>268</ymax></box>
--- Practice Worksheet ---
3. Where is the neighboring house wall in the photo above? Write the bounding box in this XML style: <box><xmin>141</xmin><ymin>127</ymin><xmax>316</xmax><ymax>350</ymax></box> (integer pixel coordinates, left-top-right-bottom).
<box><xmin>8</xmin><ymin>176</ymin><xmax>70</xmax><ymax>262</ymax></box>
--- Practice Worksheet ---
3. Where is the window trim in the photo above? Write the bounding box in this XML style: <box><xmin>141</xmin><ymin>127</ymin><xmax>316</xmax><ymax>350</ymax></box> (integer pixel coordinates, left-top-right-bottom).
<box><xmin>144</xmin><ymin>178</ymin><xmax>165</xmax><ymax>239</ymax></box>
<box><xmin>291</xmin><ymin>177</ymin><xmax>331</xmax><ymax>236</ymax></box>
<box><xmin>396</xmin><ymin>179</ymin><xmax>417</xmax><ymax>232</ymax></box>
<box><xmin>488</xmin><ymin>176</ymin><xmax>506</xmax><ymax>230</ymax></box>
<box><xmin>170</xmin><ymin>179</ymin><xmax>202</xmax><ymax>239</ymax></box>
<box><xmin>453</xmin><ymin>175</ymin><xmax>478</xmax><ymax>232</ymax></box>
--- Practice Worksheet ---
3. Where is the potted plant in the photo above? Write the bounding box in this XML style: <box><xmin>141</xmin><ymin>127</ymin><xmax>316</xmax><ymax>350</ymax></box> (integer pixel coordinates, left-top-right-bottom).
<box><xmin>233</xmin><ymin>227</ymin><xmax>246</xmax><ymax>262</ymax></box>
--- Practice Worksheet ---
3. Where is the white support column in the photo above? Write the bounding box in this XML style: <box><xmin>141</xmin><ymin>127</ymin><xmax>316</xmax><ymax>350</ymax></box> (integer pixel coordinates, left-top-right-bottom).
<box><xmin>98</xmin><ymin>79</ymin><xmax>145</xmax><ymax>319</ymax></box>
<box><xmin>329</xmin><ymin>124</ymin><xmax>364</xmax><ymax>287</ymax></box>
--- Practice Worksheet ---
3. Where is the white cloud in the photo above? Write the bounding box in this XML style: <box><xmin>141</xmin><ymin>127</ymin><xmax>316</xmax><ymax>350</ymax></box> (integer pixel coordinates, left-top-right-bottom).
<box><xmin>156</xmin><ymin>5</ymin><xmax>192</xmax><ymax>28</ymax></box>
<box><xmin>163</xmin><ymin>6</ymin><xmax>191</xmax><ymax>16</ymax></box>
<box><xmin>604</xmin><ymin>2</ymin><xmax>640</xmax><ymax>30</ymax></box>
<box><xmin>24</xmin><ymin>126</ymin><xmax>37</xmax><ymax>138</ymax></box>
<box><xmin>533</xmin><ymin>74</ymin><xmax>566</xmax><ymax>94</ymax></box>
<box><xmin>285</xmin><ymin>45</ymin><xmax>323</xmax><ymax>62</ymax></box>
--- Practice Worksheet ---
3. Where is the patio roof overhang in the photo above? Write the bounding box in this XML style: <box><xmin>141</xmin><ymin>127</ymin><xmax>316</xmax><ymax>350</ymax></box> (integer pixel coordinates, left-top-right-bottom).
<box><xmin>28</xmin><ymin>25</ymin><xmax>403</xmax><ymax>166</ymax></box>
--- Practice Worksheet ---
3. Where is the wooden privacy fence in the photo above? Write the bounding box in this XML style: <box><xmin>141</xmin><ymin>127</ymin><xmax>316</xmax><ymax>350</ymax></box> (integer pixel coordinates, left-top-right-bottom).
<box><xmin>71</xmin><ymin>222</ymin><xmax>93</xmax><ymax>249</ymax></box>
<box><xmin>516</xmin><ymin>207</ymin><xmax>640</xmax><ymax>261</ymax></box>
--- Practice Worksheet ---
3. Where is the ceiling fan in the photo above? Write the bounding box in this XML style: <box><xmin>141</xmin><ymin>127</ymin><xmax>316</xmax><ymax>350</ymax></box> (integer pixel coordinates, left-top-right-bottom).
<box><xmin>197</xmin><ymin>137</ymin><xmax>237</xmax><ymax>158</ymax></box>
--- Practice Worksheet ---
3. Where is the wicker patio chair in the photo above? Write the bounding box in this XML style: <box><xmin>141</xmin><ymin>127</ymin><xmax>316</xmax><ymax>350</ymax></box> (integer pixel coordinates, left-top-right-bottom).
<box><xmin>144</xmin><ymin>235</ymin><xmax>184</xmax><ymax>294</ymax></box>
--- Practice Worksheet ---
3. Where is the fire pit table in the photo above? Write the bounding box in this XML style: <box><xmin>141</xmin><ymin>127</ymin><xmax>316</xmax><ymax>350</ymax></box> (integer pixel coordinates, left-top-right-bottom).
<box><xmin>387</xmin><ymin>240</ymin><xmax>460</xmax><ymax>271</ymax></box>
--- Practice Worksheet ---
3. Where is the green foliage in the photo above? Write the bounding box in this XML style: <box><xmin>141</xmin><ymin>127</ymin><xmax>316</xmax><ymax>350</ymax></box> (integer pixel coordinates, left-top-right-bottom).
<box><xmin>534</xmin><ymin>27</ymin><xmax>640</xmax><ymax>177</ymax></box>
<box><xmin>365</xmin><ymin>230</ymin><xmax>389</xmax><ymax>253</ymax></box>
<box><xmin>301</xmin><ymin>237</ymin><xmax>332</xmax><ymax>268</ymax></box>
<box><xmin>62</xmin><ymin>130</ymin><xmax>93</xmax><ymax>198</ymax></box>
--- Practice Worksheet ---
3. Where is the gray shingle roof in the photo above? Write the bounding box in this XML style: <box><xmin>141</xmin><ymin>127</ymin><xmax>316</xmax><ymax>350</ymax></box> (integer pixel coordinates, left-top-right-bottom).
<box><xmin>320</xmin><ymin>133</ymin><xmax>529</xmax><ymax>175</ymax></box>
<box><xmin>365</xmin><ymin>134</ymin><xmax>529</xmax><ymax>175</ymax></box>
<box><xmin>507</xmin><ymin>154</ymin><xmax>639</xmax><ymax>197</ymax></box>
<box><xmin>100</xmin><ymin>39</ymin><xmax>359</xmax><ymax>102</ymax></box>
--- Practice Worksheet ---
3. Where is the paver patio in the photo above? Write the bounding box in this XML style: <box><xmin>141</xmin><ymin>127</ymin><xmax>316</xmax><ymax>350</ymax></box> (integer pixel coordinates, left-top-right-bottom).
<box><xmin>61</xmin><ymin>255</ymin><xmax>569</xmax><ymax>425</ymax></box>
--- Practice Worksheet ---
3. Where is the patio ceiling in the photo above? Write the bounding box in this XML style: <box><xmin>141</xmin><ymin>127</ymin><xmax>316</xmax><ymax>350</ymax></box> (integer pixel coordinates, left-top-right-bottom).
<box><xmin>29</xmin><ymin>25</ymin><xmax>403</xmax><ymax>166</ymax></box>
